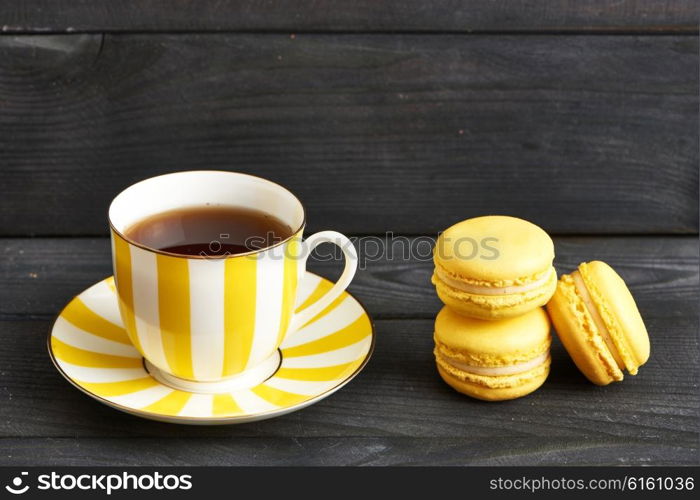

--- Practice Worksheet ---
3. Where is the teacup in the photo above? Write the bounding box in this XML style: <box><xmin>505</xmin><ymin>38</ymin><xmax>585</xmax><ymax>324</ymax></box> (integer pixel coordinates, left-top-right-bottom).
<box><xmin>108</xmin><ymin>171</ymin><xmax>357</xmax><ymax>393</ymax></box>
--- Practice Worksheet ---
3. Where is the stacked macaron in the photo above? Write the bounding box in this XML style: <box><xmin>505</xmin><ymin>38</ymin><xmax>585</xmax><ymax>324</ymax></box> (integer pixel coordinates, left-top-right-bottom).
<box><xmin>431</xmin><ymin>215</ymin><xmax>650</xmax><ymax>401</ymax></box>
<box><xmin>432</xmin><ymin>215</ymin><xmax>557</xmax><ymax>320</ymax></box>
<box><xmin>434</xmin><ymin>306</ymin><xmax>552</xmax><ymax>401</ymax></box>
<box><xmin>432</xmin><ymin>216</ymin><xmax>557</xmax><ymax>401</ymax></box>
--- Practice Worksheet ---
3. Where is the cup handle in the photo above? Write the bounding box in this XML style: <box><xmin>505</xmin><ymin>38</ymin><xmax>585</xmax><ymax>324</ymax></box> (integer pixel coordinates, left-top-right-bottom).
<box><xmin>288</xmin><ymin>231</ymin><xmax>358</xmax><ymax>333</ymax></box>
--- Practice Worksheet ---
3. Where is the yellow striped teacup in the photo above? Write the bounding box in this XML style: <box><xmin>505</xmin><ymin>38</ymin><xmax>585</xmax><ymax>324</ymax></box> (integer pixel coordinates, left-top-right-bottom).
<box><xmin>108</xmin><ymin>171</ymin><xmax>357</xmax><ymax>392</ymax></box>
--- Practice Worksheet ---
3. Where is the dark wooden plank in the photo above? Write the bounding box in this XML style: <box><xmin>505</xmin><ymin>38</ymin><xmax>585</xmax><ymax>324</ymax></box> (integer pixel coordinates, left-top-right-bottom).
<box><xmin>0</xmin><ymin>1</ymin><xmax>697</xmax><ymax>33</ymax></box>
<box><xmin>0</xmin><ymin>34</ymin><xmax>697</xmax><ymax>235</ymax></box>
<box><xmin>0</xmin><ymin>437</ymin><xmax>695</xmax><ymax>466</ymax></box>
<box><xmin>0</xmin><ymin>316</ymin><xmax>696</xmax><ymax>463</ymax></box>
<box><xmin>1</xmin><ymin>236</ymin><xmax>697</xmax><ymax>319</ymax></box>
<box><xmin>0</xmin><ymin>236</ymin><xmax>696</xmax><ymax>466</ymax></box>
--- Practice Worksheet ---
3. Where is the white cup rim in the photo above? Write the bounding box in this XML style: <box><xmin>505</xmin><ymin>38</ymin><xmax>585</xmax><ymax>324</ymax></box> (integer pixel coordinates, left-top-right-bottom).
<box><xmin>108</xmin><ymin>170</ymin><xmax>306</xmax><ymax>259</ymax></box>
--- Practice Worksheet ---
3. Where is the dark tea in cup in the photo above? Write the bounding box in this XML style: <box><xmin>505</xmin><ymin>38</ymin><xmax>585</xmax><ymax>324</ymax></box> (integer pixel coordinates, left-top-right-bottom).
<box><xmin>124</xmin><ymin>205</ymin><xmax>293</xmax><ymax>257</ymax></box>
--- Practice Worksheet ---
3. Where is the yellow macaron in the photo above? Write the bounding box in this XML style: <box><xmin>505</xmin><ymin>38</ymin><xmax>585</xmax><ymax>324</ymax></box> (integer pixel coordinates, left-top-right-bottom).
<box><xmin>432</xmin><ymin>215</ymin><xmax>557</xmax><ymax>319</ymax></box>
<box><xmin>434</xmin><ymin>306</ymin><xmax>551</xmax><ymax>401</ymax></box>
<box><xmin>546</xmin><ymin>261</ymin><xmax>650</xmax><ymax>386</ymax></box>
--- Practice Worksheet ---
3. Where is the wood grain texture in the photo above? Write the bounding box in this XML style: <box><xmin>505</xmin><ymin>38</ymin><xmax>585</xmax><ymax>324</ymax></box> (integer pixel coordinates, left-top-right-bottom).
<box><xmin>0</xmin><ymin>316</ymin><xmax>696</xmax><ymax>464</ymax></box>
<box><xmin>0</xmin><ymin>438</ymin><xmax>695</xmax><ymax>466</ymax></box>
<box><xmin>0</xmin><ymin>236</ymin><xmax>696</xmax><ymax>465</ymax></box>
<box><xmin>0</xmin><ymin>34</ymin><xmax>697</xmax><ymax>235</ymax></box>
<box><xmin>1</xmin><ymin>237</ymin><xmax>696</xmax><ymax>319</ymax></box>
<box><xmin>0</xmin><ymin>1</ymin><xmax>697</xmax><ymax>33</ymax></box>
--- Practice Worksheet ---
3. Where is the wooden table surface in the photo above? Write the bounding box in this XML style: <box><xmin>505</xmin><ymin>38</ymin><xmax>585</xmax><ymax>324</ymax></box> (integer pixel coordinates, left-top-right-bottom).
<box><xmin>0</xmin><ymin>236</ymin><xmax>697</xmax><ymax>465</ymax></box>
<box><xmin>0</xmin><ymin>1</ymin><xmax>698</xmax><ymax>466</ymax></box>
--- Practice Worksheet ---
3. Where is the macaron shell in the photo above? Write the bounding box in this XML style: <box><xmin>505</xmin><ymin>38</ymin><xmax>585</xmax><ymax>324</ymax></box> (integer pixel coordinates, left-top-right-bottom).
<box><xmin>434</xmin><ymin>306</ymin><xmax>551</xmax><ymax>366</ymax></box>
<box><xmin>546</xmin><ymin>275</ymin><xmax>623</xmax><ymax>385</ymax></box>
<box><xmin>578</xmin><ymin>261</ymin><xmax>650</xmax><ymax>374</ymax></box>
<box><xmin>432</xmin><ymin>267</ymin><xmax>557</xmax><ymax>320</ymax></box>
<box><xmin>434</xmin><ymin>215</ymin><xmax>554</xmax><ymax>286</ymax></box>
<box><xmin>437</xmin><ymin>361</ymin><xmax>550</xmax><ymax>401</ymax></box>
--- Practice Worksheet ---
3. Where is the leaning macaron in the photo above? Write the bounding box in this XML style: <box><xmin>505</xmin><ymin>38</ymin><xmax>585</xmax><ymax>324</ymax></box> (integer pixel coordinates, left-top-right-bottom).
<box><xmin>546</xmin><ymin>261</ymin><xmax>650</xmax><ymax>386</ymax></box>
<box><xmin>434</xmin><ymin>306</ymin><xmax>551</xmax><ymax>401</ymax></box>
<box><xmin>432</xmin><ymin>215</ymin><xmax>557</xmax><ymax>320</ymax></box>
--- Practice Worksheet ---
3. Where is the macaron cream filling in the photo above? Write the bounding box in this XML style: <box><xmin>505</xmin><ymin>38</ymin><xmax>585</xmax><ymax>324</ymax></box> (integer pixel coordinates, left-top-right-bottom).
<box><xmin>571</xmin><ymin>270</ymin><xmax>625</xmax><ymax>369</ymax></box>
<box><xmin>438</xmin><ymin>351</ymin><xmax>550</xmax><ymax>376</ymax></box>
<box><xmin>434</xmin><ymin>266</ymin><xmax>555</xmax><ymax>296</ymax></box>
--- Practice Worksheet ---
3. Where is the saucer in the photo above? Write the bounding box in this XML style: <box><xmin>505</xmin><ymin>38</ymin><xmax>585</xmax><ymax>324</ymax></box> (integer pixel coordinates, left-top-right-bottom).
<box><xmin>48</xmin><ymin>272</ymin><xmax>374</xmax><ymax>424</ymax></box>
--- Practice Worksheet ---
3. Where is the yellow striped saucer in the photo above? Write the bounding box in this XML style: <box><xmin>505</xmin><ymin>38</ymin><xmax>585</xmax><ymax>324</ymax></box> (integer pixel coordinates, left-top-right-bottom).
<box><xmin>48</xmin><ymin>272</ymin><xmax>374</xmax><ymax>424</ymax></box>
